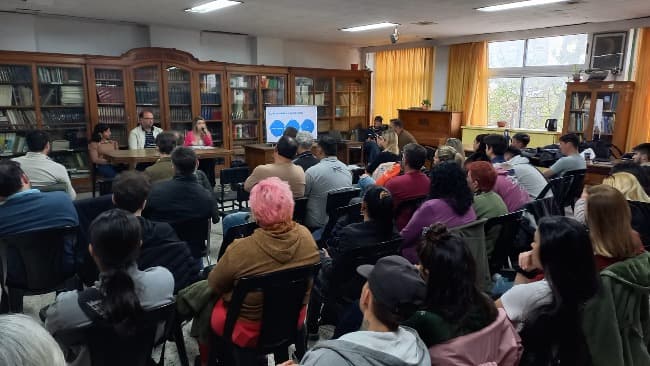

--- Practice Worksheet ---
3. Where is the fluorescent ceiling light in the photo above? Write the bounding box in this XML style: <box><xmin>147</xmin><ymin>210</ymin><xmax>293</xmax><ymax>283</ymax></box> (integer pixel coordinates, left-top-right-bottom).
<box><xmin>477</xmin><ymin>0</ymin><xmax>568</xmax><ymax>12</ymax></box>
<box><xmin>185</xmin><ymin>0</ymin><xmax>242</xmax><ymax>13</ymax></box>
<box><xmin>341</xmin><ymin>22</ymin><xmax>398</xmax><ymax>32</ymax></box>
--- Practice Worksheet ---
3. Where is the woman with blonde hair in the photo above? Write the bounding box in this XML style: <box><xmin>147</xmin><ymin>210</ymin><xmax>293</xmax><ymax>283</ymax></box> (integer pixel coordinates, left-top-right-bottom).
<box><xmin>183</xmin><ymin>116</ymin><xmax>212</xmax><ymax>147</ymax></box>
<box><xmin>602</xmin><ymin>172</ymin><xmax>650</xmax><ymax>202</ymax></box>
<box><xmin>585</xmin><ymin>184</ymin><xmax>644</xmax><ymax>270</ymax></box>
<box><xmin>358</xmin><ymin>129</ymin><xmax>402</xmax><ymax>191</ymax></box>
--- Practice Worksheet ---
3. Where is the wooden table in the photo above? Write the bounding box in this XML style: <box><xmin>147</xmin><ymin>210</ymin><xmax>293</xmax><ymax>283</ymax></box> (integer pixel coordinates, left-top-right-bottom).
<box><xmin>337</xmin><ymin>140</ymin><xmax>363</xmax><ymax>165</ymax></box>
<box><xmin>105</xmin><ymin>147</ymin><xmax>232</xmax><ymax>169</ymax></box>
<box><xmin>244</xmin><ymin>144</ymin><xmax>275</xmax><ymax>170</ymax></box>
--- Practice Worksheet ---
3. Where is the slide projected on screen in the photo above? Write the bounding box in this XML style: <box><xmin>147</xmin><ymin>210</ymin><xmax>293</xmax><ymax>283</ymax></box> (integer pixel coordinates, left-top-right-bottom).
<box><xmin>265</xmin><ymin>105</ymin><xmax>317</xmax><ymax>143</ymax></box>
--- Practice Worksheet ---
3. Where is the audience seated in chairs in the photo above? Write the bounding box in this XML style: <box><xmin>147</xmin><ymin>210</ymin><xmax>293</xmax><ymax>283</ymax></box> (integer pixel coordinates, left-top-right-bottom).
<box><xmin>198</xmin><ymin>177</ymin><xmax>319</xmax><ymax>364</ymax></box>
<box><xmin>357</xmin><ymin>129</ymin><xmax>401</xmax><ymax>192</ymax></box>
<box><xmin>510</xmin><ymin>132</ymin><xmax>530</xmax><ymax>150</ymax></box>
<box><xmin>434</xmin><ymin>145</ymin><xmax>464</xmax><ymax>166</ymax></box>
<box><xmin>575</xmin><ymin>171</ymin><xmax>650</xmax><ymax>222</ymax></box>
<box><xmin>484</xmin><ymin>134</ymin><xmax>509</xmax><ymax>164</ymax></box>
<box><xmin>280</xmin><ymin>256</ymin><xmax>429</xmax><ymax>366</ymax></box>
<box><xmin>385</xmin><ymin>143</ymin><xmax>430</xmax><ymax>231</ymax></box>
<box><xmin>445</xmin><ymin>138</ymin><xmax>466</xmax><ymax>161</ymax></box>
<box><xmin>44</xmin><ymin>209</ymin><xmax>174</xmax><ymax>366</ymax></box>
<box><xmin>466</xmin><ymin>133</ymin><xmax>489</xmax><ymax>164</ymax></box>
<box><xmin>142</xmin><ymin>146</ymin><xmax>214</xmax><ymax>223</ymax></box>
<box><xmin>12</xmin><ymin>129</ymin><xmax>76</xmax><ymax>199</ymax></box>
<box><xmin>222</xmin><ymin>135</ymin><xmax>304</xmax><ymax>236</ymax></box>
<box><xmin>492</xmin><ymin>166</ymin><xmax>531</xmax><ymax>213</ymax></box>
<box><xmin>496</xmin><ymin>216</ymin><xmax>598</xmax><ymax>366</ymax></box>
<box><xmin>0</xmin><ymin>314</ymin><xmax>66</xmax><ymax>366</ymax></box>
<box><xmin>500</xmin><ymin>146</ymin><xmax>551</xmax><ymax>199</ymax></box>
<box><xmin>403</xmin><ymin>223</ymin><xmax>498</xmax><ymax>348</ymax></box>
<box><xmin>400</xmin><ymin>162</ymin><xmax>477</xmax><ymax>264</ymax></box>
<box><xmin>543</xmin><ymin>133</ymin><xmax>586</xmax><ymax>178</ymax></box>
<box><xmin>293</xmin><ymin>131</ymin><xmax>319</xmax><ymax>172</ymax></box>
<box><xmin>307</xmin><ymin>186</ymin><xmax>401</xmax><ymax>338</ymax></box>
<box><xmin>304</xmin><ymin>135</ymin><xmax>353</xmax><ymax>229</ymax></box>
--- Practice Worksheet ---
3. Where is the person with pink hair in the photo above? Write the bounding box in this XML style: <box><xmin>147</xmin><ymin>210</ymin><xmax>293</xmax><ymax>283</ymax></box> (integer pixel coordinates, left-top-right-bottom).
<box><xmin>206</xmin><ymin>177</ymin><xmax>320</xmax><ymax>351</ymax></box>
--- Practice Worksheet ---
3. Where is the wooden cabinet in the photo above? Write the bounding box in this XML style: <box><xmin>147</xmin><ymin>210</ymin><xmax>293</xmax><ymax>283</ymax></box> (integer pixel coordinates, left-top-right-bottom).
<box><xmin>397</xmin><ymin>110</ymin><xmax>462</xmax><ymax>147</ymax></box>
<box><xmin>562</xmin><ymin>81</ymin><xmax>634</xmax><ymax>151</ymax></box>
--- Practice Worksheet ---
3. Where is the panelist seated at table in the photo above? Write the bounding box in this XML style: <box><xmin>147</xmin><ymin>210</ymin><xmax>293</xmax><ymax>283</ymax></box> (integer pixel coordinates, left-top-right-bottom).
<box><xmin>183</xmin><ymin>116</ymin><xmax>213</xmax><ymax>147</ymax></box>
<box><xmin>128</xmin><ymin>110</ymin><xmax>163</xmax><ymax>150</ymax></box>
<box><xmin>88</xmin><ymin>123</ymin><xmax>121</xmax><ymax>179</ymax></box>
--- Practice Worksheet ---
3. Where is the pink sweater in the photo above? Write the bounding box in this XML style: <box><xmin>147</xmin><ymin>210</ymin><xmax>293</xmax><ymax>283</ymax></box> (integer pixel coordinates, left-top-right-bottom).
<box><xmin>493</xmin><ymin>168</ymin><xmax>530</xmax><ymax>212</ymax></box>
<box><xmin>184</xmin><ymin>130</ymin><xmax>212</xmax><ymax>147</ymax></box>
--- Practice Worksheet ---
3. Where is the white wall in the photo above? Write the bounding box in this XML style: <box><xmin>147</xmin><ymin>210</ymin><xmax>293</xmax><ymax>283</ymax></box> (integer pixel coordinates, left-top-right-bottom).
<box><xmin>0</xmin><ymin>13</ymin><xmax>37</xmax><ymax>51</ymax></box>
<box><xmin>253</xmin><ymin>37</ymin><xmax>284</xmax><ymax>66</ymax></box>
<box><xmin>149</xmin><ymin>25</ymin><xmax>201</xmax><ymax>57</ymax></box>
<box><xmin>284</xmin><ymin>40</ymin><xmax>360</xmax><ymax>69</ymax></box>
<box><xmin>199</xmin><ymin>32</ymin><xmax>255</xmax><ymax>64</ymax></box>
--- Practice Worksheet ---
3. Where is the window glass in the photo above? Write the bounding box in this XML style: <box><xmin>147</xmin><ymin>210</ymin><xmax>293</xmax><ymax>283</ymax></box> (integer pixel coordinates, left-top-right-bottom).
<box><xmin>488</xmin><ymin>78</ymin><xmax>522</xmax><ymax>126</ymax></box>
<box><xmin>488</xmin><ymin>40</ymin><xmax>525</xmax><ymax>68</ymax></box>
<box><xmin>521</xmin><ymin>77</ymin><xmax>567</xmax><ymax>129</ymax></box>
<box><xmin>525</xmin><ymin>34</ymin><xmax>588</xmax><ymax>66</ymax></box>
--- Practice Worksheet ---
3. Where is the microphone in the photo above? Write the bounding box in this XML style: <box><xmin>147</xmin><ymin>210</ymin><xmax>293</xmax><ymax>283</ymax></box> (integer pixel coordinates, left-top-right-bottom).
<box><xmin>202</xmin><ymin>127</ymin><xmax>208</xmax><ymax>135</ymax></box>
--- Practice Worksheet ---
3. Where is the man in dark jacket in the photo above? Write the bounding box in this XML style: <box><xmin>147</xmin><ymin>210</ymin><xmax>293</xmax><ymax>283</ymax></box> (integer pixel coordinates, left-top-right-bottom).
<box><xmin>293</xmin><ymin>131</ymin><xmax>319</xmax><ymax>172</ymax></box>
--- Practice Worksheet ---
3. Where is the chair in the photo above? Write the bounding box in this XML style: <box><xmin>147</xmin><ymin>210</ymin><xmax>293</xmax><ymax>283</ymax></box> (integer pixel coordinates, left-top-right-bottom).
<box><xmin>484</xmin><ymin>210</ymin><xmax>526</xmax><ymax>276</ymax></box>
<box><xmin>293</xmin><ymin>197</ymin><xmax>309</xmax><ymax>224</ymax></box>
<box><xmin>393</xmin><ymin>195</ymin><xmax>427</xmax><ymax>230</ymax></box>
<box><xmin>216</xmin><ymin>167</ymin><xmax>249</xmax><ymax>216</ymax></box>
<box><xmin>138</xmin><ymin>241</ymin><xmax>202</xmax><ymax>293</ymax></box>
<box><xmin>170</xmin><ymin>218</ymin><xmax>211</xmax><ymax>260</ymax></box>
<box><xmin>34</xmin><ymin>182</ymin><xmax>68</xmax><ymax>192</ymax></box>
<box><xmin>54</xmin><ymin>300</ymin><xmax>177</xmax><ymax>366</ymax></box>
<box><xmin>0</xmin><ymin>226</ymin><xmax>78</xmax><ymax>313</ymax></box>
<box><xmin>537</xmin><ymin>169</ymin><xmax>586</xmax><ymax>212</ymax></box>
<box><xmin>522</xmin><ymin>196</ymin><xmax>562</xmax><ymax>223</ymax></box>
<box><xmin>450</xmin><ymin>219</ymin><xmax>491</xmax><ymax>292</ymax></box>
<box><xmin>316</xmin><ymin>187</ymin><xmax>361</xmax><ymax>245</ymax></box>
<box><xmin>218</xmin><ymin>222</ymin><xmax>258</xmax><ymax>260</ymax></box>
<box><xmin>207</xmin><ymin>263</ymin><xmax>321</xmax><ymax>366</ymax></box>
<box><xmin>91</xmin><ymin>164</ymin><xmax>114</xmax><ymax>198</ymax></box>
<box><xmin>564</xmin><ymin>168</ymin><xmax>586</xmax><ymax>207</ymax></box>
<box><xmin>73</xmin><ymin>195</ymin><xmax>115</xmax><ymax>286</ymax></box>
<box><xmin>629</xmin><ymin>200</ymin><xmax>650</xmax><ymax>250</ymax></box>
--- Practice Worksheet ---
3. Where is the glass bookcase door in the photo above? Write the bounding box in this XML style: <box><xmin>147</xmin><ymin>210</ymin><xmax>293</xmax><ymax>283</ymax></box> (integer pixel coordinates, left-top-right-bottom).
<box><xmin>199</xmin><ymin>72</ymin><xmax>223</xmax><ymax>147</ymax></box>
<box><xmin>94</xmin><ymin>68</ymin><xmax>127</xmax><ymax>147</ymax></box>
<box><xmin>594</xmin><ymin>91</ymin><xmax>619</xmax><ymax>139</ymax></box>
<box><xmin>567</xmin><ymin>91</ymin><xmax>591</xmax><ymax>137</ymax></box>
<box><xmin>229</xmin><ymin>74</ymin><xmax>259</xmax><ymax>147</ymax></box>
<box><xmin>261</xmin><ymin>75</ymin><xmax>286</xmax><ymax>141</ymax></box>
<box><xmin>295</xmin><ymin>76</ymin><xmax>332</xmax><ymax>136</ymax></box>
<box><xmin>37</xmin><ymin>65</ymin><xmax>87</xmax><ymax>145</ymax></box>
<box><xmin>335</xmin><ymin>78</ymin><xmax>368</xmax><ymax>139</ymax></box>
<box><xmin>0</xmin><ymin>64</ymin><xmax>35</xmax><ymax>154</ymax></box>
<box><xmin>133</xmin><ymin>65</ymin><xmax>162</xmax><ymax>129</ymax></box>
<box><xmin>166</xmin><ymin>66</ymin><xmax>192</xmax><ymax>133</ymax></box>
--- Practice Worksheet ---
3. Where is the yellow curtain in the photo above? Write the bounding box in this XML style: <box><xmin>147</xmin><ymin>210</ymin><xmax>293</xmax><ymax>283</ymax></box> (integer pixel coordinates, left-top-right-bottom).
<box><xmin>373</xmin><ymin>47</ymin><xmax>435</xmax><ymax>121</ymax></box>
<box><xmin>446</xmin><ymin>41</ymin><xmax>488</xmax><ymax>126</ymax></box>
<box><xmin>626</xmin><ymin>28</ymin><xmax>650</xmax><ymax>151</ymax></box>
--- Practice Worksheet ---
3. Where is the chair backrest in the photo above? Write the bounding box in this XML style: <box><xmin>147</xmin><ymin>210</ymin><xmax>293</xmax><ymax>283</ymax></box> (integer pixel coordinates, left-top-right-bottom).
<box><xmin>450</xmin><ymin>219</ymin><xmax>491</xmax><ymax>292</ymax></box>
<box><xmin>73</xmin><ymin>195</ymin><xmax>115</xmax><ymax>286</ymax></box>
<box><xmin>564</xmin><ymin>168</ymin><xmax>586</xmax><ymax>202</ymax></box>
<box><xmin>35</xmin><ymin>182</ymin><xmax>68</xmax><ymax>192</ymax></box>
<box><xmin>329</xmin><ymin>237</ymin><xmax>402</xmax><ymax>303</ymax></box>
<box><xmin>219</xmin><ymin>167</ymin><xmax>249</xmax><ymax>187</ymax></box>
<box><xmin>325</xmin><ymin>187</ymin><xmax>361</xmax><ymax>216</ymax></box>
<box><xmin>393</xmin><ymin>195</ymin><xmax>427</xmax><ymax>229</ymax></box>
<box><xmin>170</xmin><ymin>218</ymin><xmax>210</xmax><ymax>259</ymax></box>
<box><xmin>218</xmin><ymin>222</ymin><xmax>258</xmax><ymax>260</ymax></box>
<box><xmin>0</xmin><ymin>226</ymin><xmax>78</xmax><ymax>294</ymax></box>
<box><xmin>522</xmin><ymin>196</ymin><xmax>562</xmax><ymax>223</ymax></box>
<box><xmin>54</xmin><ymin>301</ymin><xmax>176</xmax><ymax>366</ymax></box>
<box><xmin>293</xmin><ymin>197</ymin><xmax>309</xmax><ymax>224</ymax></box>
<box><xmin>629</xmin><ymin>200</ymin><xmax>650</xmax><ymax>250</ymax></box>
<box><xmin>223</xmin><ymin>263</ymin><xmax>320</xmax><ymax>354</ymax></box>
<box><xmin>484</xmin><ymin>210</ymin><xmax>526</xmax><ymax>275</ymax></box>
<box><xmin>320</xmin><ymin>201</ymin><xmax>362</xmax><ymax>246</ymax></box>
<box><xmin>428</xmin><ymin>309</ymin><xmax>522</xmax><ymax>366</ymax></box>
<box><xmin>138</xmin><ymin>241</ymin><xmax>201</xmax><ymax>293</ymax></box>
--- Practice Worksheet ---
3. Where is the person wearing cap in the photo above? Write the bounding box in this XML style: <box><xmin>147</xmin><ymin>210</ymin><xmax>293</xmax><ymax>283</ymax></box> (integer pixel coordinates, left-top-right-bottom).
<box><xmin>282</xmin><ymin>255</ymin><xmax>430</xmax><ymax>366</ymax></box>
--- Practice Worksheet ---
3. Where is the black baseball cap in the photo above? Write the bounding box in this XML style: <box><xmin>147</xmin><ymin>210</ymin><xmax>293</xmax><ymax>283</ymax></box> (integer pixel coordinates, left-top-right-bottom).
<box><xmin>357</xmin><ymin>255</ymin><xmax>426</xmax><ymax>315</ymax></box>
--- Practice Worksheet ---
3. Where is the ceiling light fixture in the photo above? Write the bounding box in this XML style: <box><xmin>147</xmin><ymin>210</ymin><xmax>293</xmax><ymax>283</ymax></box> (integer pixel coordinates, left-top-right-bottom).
<box><xmin>476</xmin><ymin>0</ymin><xmax>569</xmax><ymax>12</ymax></box>
<box><xmin>185</xmin><ymin>0</ymin><xmax>242</xmax><ymax>14</ymax></box>
<box><xmin>340</xmin><ymin>22</ymin><xmax>398</xmax><ymax>32</ymax></box>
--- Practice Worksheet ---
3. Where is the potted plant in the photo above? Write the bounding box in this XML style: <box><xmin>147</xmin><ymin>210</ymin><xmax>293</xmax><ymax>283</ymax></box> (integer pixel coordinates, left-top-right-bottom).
<box><xmin>421</xmin><ymin>99</ymin><xmax>431</xmax><ymax>109</ymax></box>
<box><xmin>572</xmin><ymin>65</ymin><xmax>582</xmax><ymax>82</ymax></box>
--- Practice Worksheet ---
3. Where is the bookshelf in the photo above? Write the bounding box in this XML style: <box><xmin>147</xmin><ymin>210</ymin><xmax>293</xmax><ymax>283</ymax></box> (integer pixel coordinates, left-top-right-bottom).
<box><xmin>199</xmin><ymin>72</ymin><xmax>224</xmax><ymax>147</ymax></box>
<box><xmin>260</xmin><ymin>74</ymin><xmax>286</xmax><ymax>141</ymax></box>
<box><xmin>562</xmin><ymin>81</ymin><xmax>634</xmax><ymax>152</ymax></box>
<box><xmin>229</xmin><ymin>73</ymin><xmax>259</xmax><ymax>152</ymax></box>
<box><xmin>294</xmin><ymin>75</ymin><xmax>333</xmax><ymax>136</ymax></box>
<box><xmin>0</xmin><ymin>64</ymin><xmax>35</xmax><ymax>154</ymax></box>
<box><xmin>132</xmin><ymin>64</ymin><xmax>162</xmax><ymax>129</ymax></box>
<box><xmin>92</xmin><ymin>68</ymin><xmax>128</xmax><ymax>147</ymax></box>
<box><xmin>165</xmin><ymin>66</ymin><xmax>193</xmax><ymax>134</ymax></box>
<box><xmin>334</xmin><ymin>77</ymin><xmax>369</xmax><ymax>139</ymax></box>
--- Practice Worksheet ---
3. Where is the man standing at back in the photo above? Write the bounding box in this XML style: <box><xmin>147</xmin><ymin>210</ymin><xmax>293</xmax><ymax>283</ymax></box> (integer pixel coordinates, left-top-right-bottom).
<box><xmin>543</xmin><ymin>133</ymin><xmax>586</xmax><ymax>178</ymax></box>
<box><xmin>128</xmin><ymin>110</ymin><xmax>162</xmax><ymax>150</ymax></box>
<box><xmin>304</xmin><ymin>136</ymin><xmax>352</xmax><ymax>229</ymax></box>
<box><xmin>12</xmin><ymin>130</ymin><xmax>75</xmax><ymax>199</ymax></box>
<box><xmin>390</xmin><ymin>119</ymin><xmax>417</xmax><ymax>152</ymax></box>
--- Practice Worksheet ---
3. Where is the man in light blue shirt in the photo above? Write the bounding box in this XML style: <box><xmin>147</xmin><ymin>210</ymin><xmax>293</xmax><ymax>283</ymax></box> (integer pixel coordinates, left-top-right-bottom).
<box><xmin>544</xmin><ymin>134</ymin><xmax>586</xmax><ymax>178</ymax></box>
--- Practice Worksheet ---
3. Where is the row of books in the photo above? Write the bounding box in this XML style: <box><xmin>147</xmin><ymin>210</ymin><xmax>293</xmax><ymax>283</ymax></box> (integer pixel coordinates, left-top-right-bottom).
<box><xmin>597</xmin><ymin>115</ymin><xmax>616</xmax><ymax>135</ymax></box>
<box><xmin>0</xmin><ymin>85</ymin><xmax>33</xmax><ymax>106</ymax></box>
<box><xmin>568</xmin><ymin>112</ymin><xmax>587</xmax><ymax>132</ymax></box>
<box><xmin>95</xmin><ymin>70</ymin><xmax>122</xmax><ymax>81</ymax></box>
<box><xmin>201</xmin><ymin>106</ymin><xmax>222</xmax><ymax>120</ymax></box>
<box><xmin>96</xmin><ymin>85</ymin><xmax>125</xmax><ymax>104</ymax></box>
<box><xmin>98</xmin><ymin>106</ymin><xmax>126</xmax><ymax>124</ymax></box>
<box><xmin>135</xmin><ymin>85</ymin><xmax>160</xmax><ymax>104</ymax></box>
<box><xmin>571</xmin><ymin>93</ymin><xmax>590</xmax><ymax>110</ymax></box>
<box><xmin>38</xmin><ymin>67</ymin><xmax>82</xmax><ymax>84</ymax></box>
<box><xmin>168</xmin><ymin>86</ymin><xmax>191</xmax><ymax>105</ymax></box>
<box><xmin>336</xmin><ymin>93</ymin><xmax>365</xmax><ymax>106</ymax></box>
<box><xmin>40</xmin><ymin>85</ymin><xmax>84</xmax><ymax>106</ymax></box>
<box><xmin>0</xmin><ymin>109</ymin><xmax>37</xmax><ymax>128</ymax></box>
<box><xmin>169</xmin><ymin>107</ymin><xmax>192</xmax><ymax>122</ymax></box>
<box><xmin>295</xmin><ymin>92</ymin><xmax>327</xmax><ymax>106</ymax></box>
<box><xmin>0</xmin><ymin>133</ymin><xmax>27</xmax><ymax>154</ymax></box>
<box><xmin>133</xmin><ymin>68</ymin><xmax>159</xmax><ymax>81</ymax></box>
<box><xmin>0</xmin><ymin>66</ymin><xmax>31</xmax><ymax>83</ymax></box>
<box><xmin>200</xmin><ymin>92</ymin><xmax>221</xmax><ymax>104</ymax></box>
<box><xmin>599</xmin><ymin>94</ymin><xmax>619</xmax><ymax>111</ymax></box>
<box><xmin>260</xmin><ymin>77</ymin><xmax>284</xmax><ymax>89</ymax></box>
<box><xmin>167</xmin><ymin>69</ymin><xmax>190</xmax><ymax>82</ymax></box>
<box><xmin>42</xmin><ymin>109</ymin><xmax>86</xmax><ymax>123</ymax></box>
<box><xmin>230</xmin><ymin>76</ymin><xmax>256</xmax><ymax>88</ymax></box>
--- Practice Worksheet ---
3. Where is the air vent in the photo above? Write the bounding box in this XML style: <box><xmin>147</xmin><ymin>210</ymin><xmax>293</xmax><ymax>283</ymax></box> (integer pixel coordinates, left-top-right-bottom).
<box><xmin>411</xmin><ymin>21</ymin><xmax>437</xmax><ymax>26</ymax></box>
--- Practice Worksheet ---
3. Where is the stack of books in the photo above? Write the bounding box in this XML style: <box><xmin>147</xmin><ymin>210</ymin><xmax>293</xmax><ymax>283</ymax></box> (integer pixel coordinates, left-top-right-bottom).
<box><xmin>61</xmin><ymin>86</ymin><xmax>84</xmax><ymax>105</ymax></box>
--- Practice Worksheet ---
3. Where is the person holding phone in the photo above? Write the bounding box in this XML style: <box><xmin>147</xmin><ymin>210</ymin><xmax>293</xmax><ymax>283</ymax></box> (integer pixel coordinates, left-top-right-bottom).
<box><xmin>184</xmin><ymin>116</ymin><xmax>213</xmax><ymax>147</ymax></box>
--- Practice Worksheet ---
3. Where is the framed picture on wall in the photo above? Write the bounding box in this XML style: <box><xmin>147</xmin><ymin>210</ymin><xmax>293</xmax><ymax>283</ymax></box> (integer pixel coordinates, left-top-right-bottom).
<box><xmin>590</xmin><ymin>32</ymin><xmax>627</xmax><ymax>71</ymax></box>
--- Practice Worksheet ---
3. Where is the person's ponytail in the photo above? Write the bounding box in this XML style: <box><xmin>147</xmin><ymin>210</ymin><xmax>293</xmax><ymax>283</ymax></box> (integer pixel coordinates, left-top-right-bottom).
<box><xmin>100</xmin><ymin>268</ymin><xmax>143</xmax><ymax>336</ymax></box>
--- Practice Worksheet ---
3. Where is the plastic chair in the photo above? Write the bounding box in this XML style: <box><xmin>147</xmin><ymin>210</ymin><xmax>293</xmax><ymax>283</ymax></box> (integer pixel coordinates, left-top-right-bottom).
<box><xmin>629</xmin><ymin>200</ymin><xmax>650</xmax><ymax>250</ymax></box>
<box><xmin>54</xmin><ymin>300</ymin><xmax>177</xmax><ymax>366</ymax></box>
<box><xmin>207</xmin><ymin>262</ymin><xmax>321</xmax><ymax>366</ymax></box>
<box><xmin>316</xmin><ymin>187</ymin><xmax>361</xmax><ymax>245</ymax></box>
<box><xmin>170</xmin><ymin>218</ymin><xmax>211</xmax><ymax>260</ymax></box>
<box><xmin>450</xmin><ymin>219</ymin><xmax>491</xmax><ymax>292</ymax></box>
<box><xmin>218</xmin><ymin>222</ymin><xmax>258</xmax><ymax>260</ymax></box>
<box><xmin>73</xmin><ymin>195</ymin><xmax>115</xmax><ymax>286</ymax></box>
<box><xmin>216</xmin><ymin>167</ymin><xmax>249</xmax><ymax>216</ymax></box>
<box><xmin>484</xmin><ymin>210</ymin><xmax>526</xmax><ymax>277</ymax></box>
<box><xmin>293</xmin><ymin>197</ymin><xmax>309</xmax><ymax>224</ymax></box>
<box><xmin>522</xmin><ymin>196</ymin><xmax>562</xmax><ymax>223</ymax></box>
<box><xmin>0</xmin><ymin>226</ymin><xmax>78</xmax><ymax>313</ymax></box>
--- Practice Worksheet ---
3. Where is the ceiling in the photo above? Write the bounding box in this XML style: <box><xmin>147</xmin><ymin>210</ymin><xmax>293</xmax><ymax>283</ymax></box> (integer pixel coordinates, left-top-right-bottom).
<box><xmin>3</xmin><ymin>0</ymin><xmax>650</xmax><ymax>46</ymax></box>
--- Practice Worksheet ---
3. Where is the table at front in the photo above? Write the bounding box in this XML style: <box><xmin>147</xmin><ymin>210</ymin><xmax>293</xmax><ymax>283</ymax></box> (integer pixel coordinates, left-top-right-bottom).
<box><xmin>104</xmin><ymin>148</ymin><xmax>232</xmax><ymax>170</ymax></box>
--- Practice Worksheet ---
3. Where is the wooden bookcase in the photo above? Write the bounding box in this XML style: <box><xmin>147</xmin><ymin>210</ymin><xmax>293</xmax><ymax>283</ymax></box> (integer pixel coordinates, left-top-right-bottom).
<box><xmin>562</xmin><ymin>81</ymin><xmax>635</xmax><ymax>151</ymax></box>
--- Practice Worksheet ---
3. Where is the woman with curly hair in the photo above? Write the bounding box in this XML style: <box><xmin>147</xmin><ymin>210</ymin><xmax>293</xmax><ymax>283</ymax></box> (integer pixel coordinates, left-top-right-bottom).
<box><xmin>400</xmin><ymin>161</ymin><xmax>476</xmax><ymax>263</ymax></box>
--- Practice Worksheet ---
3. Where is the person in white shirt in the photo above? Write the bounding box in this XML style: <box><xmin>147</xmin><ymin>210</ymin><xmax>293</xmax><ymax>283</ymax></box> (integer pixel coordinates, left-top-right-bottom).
<box><xmin>128</xmin><ymin>110</ymin><xmax>163</xmax><ymax>150</ymax></box>
<box><xmin>500</xmin><ymin>146</ymin><xmax>551</xmax><ymax>199</ymax></box>
<box><xmin>12</xmin><ymin>130</ymin><xmax>76</xmax><ymax>199</ymax></box>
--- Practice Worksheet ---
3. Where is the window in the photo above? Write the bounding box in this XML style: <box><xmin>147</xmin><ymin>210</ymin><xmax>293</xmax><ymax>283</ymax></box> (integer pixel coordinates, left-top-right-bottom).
<box><xmin>487</xmin><ymin>34</ymin><xmax>588</xmax><ymax>129</ymax></box>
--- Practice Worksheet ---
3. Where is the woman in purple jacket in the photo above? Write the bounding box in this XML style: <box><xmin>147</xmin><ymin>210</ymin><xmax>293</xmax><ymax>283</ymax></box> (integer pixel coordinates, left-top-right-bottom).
<box><xmin>400</xmin><ymin>162</ymin><xmax>477</xmax><ymax>263</ymax></box>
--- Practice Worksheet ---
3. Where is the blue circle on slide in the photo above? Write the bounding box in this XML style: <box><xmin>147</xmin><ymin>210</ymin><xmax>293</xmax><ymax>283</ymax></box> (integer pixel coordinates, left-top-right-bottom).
<box><xmin>270</xmin><ymin>120</ymin><xmax>285</xmax><ymax>137</ymax></box>
<box><xmin>301</xmin><ymin>119</ymin><xmax>315</xmax><ymax>133</ymax></box>
<box><xmin>286</xmin><ymin>120</ymin><xmax>300</xmax><ymax>131</ymax></box>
